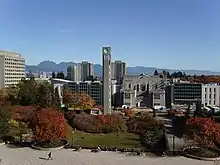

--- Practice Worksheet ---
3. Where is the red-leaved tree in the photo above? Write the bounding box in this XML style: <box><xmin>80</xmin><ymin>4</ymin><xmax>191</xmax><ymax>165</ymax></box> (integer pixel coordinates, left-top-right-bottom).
<box><xmin>29</xmin><ymin>108</ymin><xmax>67</xmax><ymax>142</ymax></box>
<box><xmin>186</xmin><ymin>117</ymin><xmax>220</xmax><ymax>147</ymax></box>
<box><xmin>11</xmin><ymin>105</ymin><xmax>37</xmax><ymax>123</ymax></box>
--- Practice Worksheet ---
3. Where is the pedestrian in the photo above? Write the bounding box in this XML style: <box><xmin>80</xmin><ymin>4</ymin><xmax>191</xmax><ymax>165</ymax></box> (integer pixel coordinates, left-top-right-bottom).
<box><xmin>47</xmin><ymin>152</ymin><xmax>52</xmax><ymax>160</ymax></box>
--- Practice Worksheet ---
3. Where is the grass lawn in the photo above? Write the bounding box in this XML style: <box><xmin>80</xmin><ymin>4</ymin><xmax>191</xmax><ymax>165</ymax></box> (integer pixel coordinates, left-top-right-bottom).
<box><xmin>67</xmin><ymin>126</ymin><xmax>142</xmax><ymax>149</ymax></box>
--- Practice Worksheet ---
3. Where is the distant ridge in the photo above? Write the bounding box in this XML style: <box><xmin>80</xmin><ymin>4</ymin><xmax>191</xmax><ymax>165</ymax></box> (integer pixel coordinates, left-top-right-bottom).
<box><xmin>25</xmin><ymin>60</ymin><xmax>220</xmax><ymax>77</ymax></box>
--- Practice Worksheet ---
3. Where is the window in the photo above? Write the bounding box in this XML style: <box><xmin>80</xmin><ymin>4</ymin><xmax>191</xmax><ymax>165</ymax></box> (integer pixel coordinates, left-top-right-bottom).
<box><xmin>154</xmin><ymin>93</ymin><xmax>160</xmax><ymax>99</ymax></box>
<box><xmin>125</xmin><ymin>93</ymin><xmax>130</xmax><ymax>99</ymax></box>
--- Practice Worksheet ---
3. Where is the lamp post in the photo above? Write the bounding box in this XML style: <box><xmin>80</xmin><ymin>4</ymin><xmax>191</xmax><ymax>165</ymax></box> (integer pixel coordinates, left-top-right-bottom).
<box><xmin>72</xmin><ymin>131</ymin><xmax>75</xmax><ymax>147</ymax></box>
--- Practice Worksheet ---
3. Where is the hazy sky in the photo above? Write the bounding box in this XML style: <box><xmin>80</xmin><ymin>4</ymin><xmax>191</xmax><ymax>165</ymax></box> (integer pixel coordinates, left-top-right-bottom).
<box><xmin>0</xmin><ymin>0</ymin><xmax>220</xmax><ymax>71</ymax></box>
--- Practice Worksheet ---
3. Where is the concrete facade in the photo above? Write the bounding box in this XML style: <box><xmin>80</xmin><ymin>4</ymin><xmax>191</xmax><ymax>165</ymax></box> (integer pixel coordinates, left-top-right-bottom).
<box><xmin>102</xmin><ymin>47</ymin><xmax>112</xmax><ymax>114</ymax></box>
<box><xmin>202</xmin><ymin>84</ymin><xmax>220</xmax><ymax>106</ymax></box>
<box><xmin>0</xmin><ymin>51</ymin><xmax>25</xmax><ymax>88</ymax></box>
<box><xmin>123</xmin><ymin>74</ymin><xmax>165</xmax><ymax>108</ymax></box>
<box><xmin>111</xmin><ymin>60</ymin><xmax>126</xmax><ymax>84</ymax></box>
<box><xmin>82</xmin><ymin>61</ymin><xmax>94</xmax><ymax>81</ymax></box>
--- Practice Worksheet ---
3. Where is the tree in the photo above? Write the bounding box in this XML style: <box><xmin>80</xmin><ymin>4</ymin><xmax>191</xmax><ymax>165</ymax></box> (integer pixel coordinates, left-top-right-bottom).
<box><xmin>52</xmin><ymin>71</ymin><xmax>56</xmax><ymax>78</ymax></box>
<box><xmin>56</xmin><ymin>72</ymin><xmax>65</xmax><ymax>79</ymax></box>
<box><xmin>0</xmin><ymin>117</ymin><xmax>9</xmax><ymax>135</ymax></box>
<box><xmin>29</xmin><ymin>108</ymin><xmax>67</xmax><ymax>142</ymax></box>
<box><xmin>79</xmin><ymin>93</ymin><xmax>95</xmax><ymax>109</ymax></box>
<box><xmin>36</xmin><ymin>82</ymin><xmax>54</xmax><ymax>108</ymax></box>
<box><xmin>52</xmin><ymin>87</ymin><xmax>61</xmax><ymax>109</ymax></box>
<box><xmin>154</xmin><ymin>70</ymin><xmax>159</xmax><ymax>75</ymax></box>
<box><xmin>17</xmin><ymin>77</ymin><xmax>38</xmax><ymax>105</ymax></box>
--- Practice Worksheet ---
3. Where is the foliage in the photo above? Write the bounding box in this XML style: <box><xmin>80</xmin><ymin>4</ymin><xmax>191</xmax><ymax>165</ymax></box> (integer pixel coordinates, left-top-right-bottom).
<box><xmin>69</xmin><ymin>113</ymin><xmax>127</xmax><ymax>133</ymax></box>
<box><xmin>186</xmin><ymin>117</ymin><xmax>220</xmax><ymax>147</ymax></box>
<box><xmin>127</xmin><ymin>112</ymin><xmax>163</xmax><ymax>134</ymax></box>
<box><xmin>29</xmin><ymin>108</ymin><xmax>67</xmax><ymax>142</ymax></box>
<box><xmin>141</xmin><ymin>125</ymin><xmax>165</xmax><ymax>149</ymax></box>
<box><xmin>11</xmin><ymin>105</ymin><xmax>37</xmax><ymax>123</ymax></box>
<box><xmin>70</xmin><ymin>112</ymin><xmax>101</xmax><ymax>133</ymax></box>
<box><xmin>167</xmin><ymin>109</ymin><xmax>178</xmax><ymax>117</ymax></box>
<box><xmin>36</xmin><ymin>81</ymin><xmax>55</xmax><ymax>108</ymax></box>
<box><xmin>63</xmin><ymin>88</ymin><xmax>95</xmax><ymax>109</ymax></box>
<box><xmin>56</xmin><ymin>72</ymin><xmax>65</xmax><ymax>79</ymax></box>
<box><xmin>17</xmin><ymin>77</ymin><xmax>38</xmax><ymax>105</ymax></box>
<box><xmin>0</xmin><ymin>102</ymin><xmax>13</xmax><ymax>119</ymax></box>
<box><xmin>124</xmin><ymin>109</ymin><xmax>134</xmax><ymax>118</ymax></box>
<box><xmin>8</xmin><ymin>119</ymin><xmax>19</xmax><ymax>128</ymax></box>
<box><xmin>65</xmin><ymin>111</ymin><xmax>76</xmax><ymax>121</ymax></box>
<box><xmin>0</xmin><ymin>117</ymin><xmax>10</xmax><ymax>135</ymax></box>
<box><xmin>97</xmin><ymin>114</ymin><xmax>127</xmax><ymax>133</ymax></box>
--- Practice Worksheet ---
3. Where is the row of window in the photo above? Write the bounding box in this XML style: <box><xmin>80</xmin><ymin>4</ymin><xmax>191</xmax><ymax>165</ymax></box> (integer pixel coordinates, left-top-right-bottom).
<box><xmin>5</xmin><ymin>65</ymin><xmax>25</xmax><ymax>69</ymax></box>
<box><xmin>5</xmin><ymin>73</ymin><xmax>25</xmax><ymax>76</ymax></box>
<box><xmin>5</xmin><ymin>69</ymin><xmax>25</xmax><ymax>72</ymax></box>
<box><xmin>5</xmin><ymin>79</ymin><xmax>21</xmax><ymax>82</ymax></box>
<box><xmin>5</xmin><ymin>62</ymin><xmax>25</xmax><ymax>65</ymax></box>
<box><xmin>205</xmin><ymin>88</ymin><xmax>217</xmax><ymax>93</ymax></box>
<box><xmin>5</xmin><ymin>77</ymin><xmax>24</xmax><ymax>80</ymax></box>
<box><xmin>5</xmin><ymin>58</ymin><xmax>25</xmax><ymax>63</ymax></box>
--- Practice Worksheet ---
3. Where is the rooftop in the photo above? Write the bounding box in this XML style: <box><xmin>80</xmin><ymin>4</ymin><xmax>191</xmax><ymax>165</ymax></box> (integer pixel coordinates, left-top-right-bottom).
<box><xmin>0</xmin><ymin>50</ymin><xmax>24</xmax><ymax>58</ymax></box>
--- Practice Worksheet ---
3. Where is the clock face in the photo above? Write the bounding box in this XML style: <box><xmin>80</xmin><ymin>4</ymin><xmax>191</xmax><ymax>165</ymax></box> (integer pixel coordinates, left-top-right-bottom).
<box><xmin>103</xmin><ymin>47</ymin><xmax>110</xmax><ymax>55</ymax></box>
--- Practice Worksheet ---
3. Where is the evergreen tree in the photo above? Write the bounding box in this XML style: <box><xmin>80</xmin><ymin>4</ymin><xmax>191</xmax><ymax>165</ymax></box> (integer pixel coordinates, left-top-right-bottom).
<box><xmin>154</xmin><ymin>70</ymin><xmax>159</xmax><ymax>75</ymax></box>
<box><xmin>52</xmin><ymin>71</ymin><xmax>56</xmax><ymax>78</ymax></box>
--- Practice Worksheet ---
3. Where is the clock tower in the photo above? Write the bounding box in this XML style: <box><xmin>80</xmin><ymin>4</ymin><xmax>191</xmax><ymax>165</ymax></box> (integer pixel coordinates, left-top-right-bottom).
<box><xmin>102</xmin><ymin>47</ymin><xmax>112</xmax><ymax>114</ymax></box>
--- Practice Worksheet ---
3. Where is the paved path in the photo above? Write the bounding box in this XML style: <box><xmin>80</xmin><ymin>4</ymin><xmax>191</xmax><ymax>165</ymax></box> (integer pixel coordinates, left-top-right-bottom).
<box><xmin>0</xmin><ymin>145</ymin><xmax>213</xmax><ymax>165</ymax></box>
<box><xmin>157</xmin><ymin>116</ymin><xmax>186</xmax><ymax>152</ymax></box>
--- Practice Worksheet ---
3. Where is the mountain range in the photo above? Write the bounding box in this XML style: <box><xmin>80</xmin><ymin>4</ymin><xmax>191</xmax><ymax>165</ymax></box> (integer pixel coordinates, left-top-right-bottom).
<box><xmin>26</xmin><ymin>61</ymin><xmax>220</xmax><ymax>77</ymax></box>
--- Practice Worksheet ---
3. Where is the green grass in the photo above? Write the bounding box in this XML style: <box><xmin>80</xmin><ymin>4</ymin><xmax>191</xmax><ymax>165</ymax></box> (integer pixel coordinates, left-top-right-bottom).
<box><xmin>67</xmin><ymin>125</ymin><xmax>142</xmax><ymax>149</ymax></box>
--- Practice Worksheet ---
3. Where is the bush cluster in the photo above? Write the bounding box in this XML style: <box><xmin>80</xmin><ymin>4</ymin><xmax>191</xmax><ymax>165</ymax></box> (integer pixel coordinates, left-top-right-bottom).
<box><xmin>127</xmin><ymin>112</ymin><xmax>163</xmax><ymax>134</ymax></box>
<box><xmin>69</xmin><ymin>112</ymin><xmax>127</xmax><ymax>133</ymax></box>
<box><xmin>186</xmin><ymin>117</ymin><xmax>220</xmax><ymax>147</ymax></box>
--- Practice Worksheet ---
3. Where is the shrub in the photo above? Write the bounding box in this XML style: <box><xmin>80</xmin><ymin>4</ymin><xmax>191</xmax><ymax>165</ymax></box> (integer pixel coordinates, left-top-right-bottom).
<box><xmin>127</xmin><ymin>112</ymin><xmax>162</xmax><ymax>134</ymax></box>
<box><xmin>124</xmin><ymin>109</ymin><xmax>134</xmax><ymax>118</ymax></box>
<box><xmin>0</xmin><ymin>117</ymin><xmax>9</xmax><ymax>135</ymax></box>
<box><xmin>11</xmin><ymin>105</ymin><xmax>37</xmax><ymax>123</ymax></box>
<box><xmin>141</xmin><ymin>125</ymin><xmax>165</xmax><ymax>149</ymax></box>
<box><xmin>8</xmin><ymin>119</ymin><xmax>19</xmax><ymax>128</ymax></box>
<box><xmin>29</xmin><ymin>108</ymin><xmax>67</xmax><ymax>142</ymax></box>
<box><xmin>69</xmin><ymin>113</ymin><xmax>127</xmax><ymax>133</ymax></box>
<box><xmin>65</xmin><ymin>111</ymin><xmax>76</xmax><ymax>121</ymax></box>
<box><xmin>167</xmin><ymin>109</ymin><xmax>178</xmax><ymax>117</ymax></box>
<box><xmin>97</xmin><ymin>114</ymin><xmax>127</xmax><ymax>133</ymax></box>
<box><xmin>70</xmin><ymin>112</ymin><xmax>102</xmax><ymax>133</ymax></box>
<box><xmin>186</xmin><ymin>117</ymin><xmax>220</xmax><ymax>147</ymax></box>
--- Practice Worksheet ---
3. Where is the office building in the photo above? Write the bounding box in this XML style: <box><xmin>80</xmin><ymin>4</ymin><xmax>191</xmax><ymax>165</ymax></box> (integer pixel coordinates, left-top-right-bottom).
<box><xmin>0</xmin><ymin>51</ymin><xmax>25</xmax><ymax>88</ymax></box>
<box><xmin>165</xmin><ymin>83</ymin><xmax>202</xmax><ymax>108</ymax></box>
<box><xmin>102</xmin><ymin>47</ymin><xmax>112</xmax><ymax>114</ymax></box>
<box><xmin>67</xmin><ymin>63</ymin><xmax>82</xmax><ymax>81</ymax></box>
<box><xmin>81</xmin><ymin>61</ymin><xmax>94</xmax><ymax>81</ymax></box>
<box><xmin>51</xmin><ymin>79</ymin><xmax>103</xmax><ymax>105</ymax></box>
<box><xmin>202</xmin><ymin>84</ymin><xmax>220</xmax><ymax>106</ymax></box>
<box><xmin>111</xmin><ymin>60</ymin><xmax>126</xmax><ymax>84</ymax></box>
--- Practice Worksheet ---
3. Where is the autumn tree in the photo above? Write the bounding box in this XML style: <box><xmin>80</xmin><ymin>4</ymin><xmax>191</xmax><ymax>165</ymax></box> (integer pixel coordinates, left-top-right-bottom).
<box><xmin>79</xmin><ymin>93</ymin><xmax>95</xmax><ymax>109</ymax></box>
<box><xmin>29</xmin><ymin>108</ymin><xmax>67</xmax><ymax>142</ymax></box>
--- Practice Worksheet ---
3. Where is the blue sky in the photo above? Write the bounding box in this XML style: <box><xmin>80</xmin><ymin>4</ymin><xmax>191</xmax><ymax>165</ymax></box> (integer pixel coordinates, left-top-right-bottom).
<box><xmin>0</xmin><ymin>0</ymin><xmax>220</xmax><ymax>71</ymax></box>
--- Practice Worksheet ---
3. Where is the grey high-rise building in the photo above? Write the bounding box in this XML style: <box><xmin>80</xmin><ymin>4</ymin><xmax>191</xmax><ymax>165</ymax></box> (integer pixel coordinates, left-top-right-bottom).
<box><xmin>113</xmin><ymin>60</ymin><xmax>126</xmax><ymax>84</ymax></box>
<box><xmin>102</xmin><ymin>47</ymin><xmax>112</xmax><ymax>114</ymax></box>
<box><xmin>82</xmin><ymin>61</ymin><xmax>94</xmax><ymax>81</ymax></box>
<box><xmin>67</xmin><ymin>63</ymin><xmax>82</xmax><ymax>81</ymax></box>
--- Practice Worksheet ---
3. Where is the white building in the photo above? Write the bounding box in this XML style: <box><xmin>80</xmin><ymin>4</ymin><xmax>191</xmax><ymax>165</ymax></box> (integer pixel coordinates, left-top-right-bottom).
<box><xmin>202</xmin><ymin>84</ymin><xmax>220</xmax><ymax>106</ymax></box>
<box><xmin>0</xmin><ymin>51</ymin><xmax>25</xmax><ymax>88</ymax></box>
<box><xmin>67</xmin><ymin>63</ymin><xmax>82</xmax><ymax>81</ymax></box>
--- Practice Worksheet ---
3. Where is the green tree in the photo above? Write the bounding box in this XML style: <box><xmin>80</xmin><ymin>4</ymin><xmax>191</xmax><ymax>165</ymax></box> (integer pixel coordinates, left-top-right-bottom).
<box><xmin>56</xmin><ymin>72</ymin><xmax>65</xmax><ymax>79</ymax></box>
<box><xmin>52</xmin><ymin>71</ymin><xmax>56</xmax><ymax>78</ymax></box>
<box><xmin>36</xmin><ymin>82</ymin><xmax>54</xmax><ymax>108</ymax></box>
<box><xmin>17</xmin><ymin>77</ymin><xmax>38</xmax><ymax>105</ymax></box>
<box><xmin>154</xmin><ymin>70</ymin><xmax>159</xmax><ymax>75</ymax></box>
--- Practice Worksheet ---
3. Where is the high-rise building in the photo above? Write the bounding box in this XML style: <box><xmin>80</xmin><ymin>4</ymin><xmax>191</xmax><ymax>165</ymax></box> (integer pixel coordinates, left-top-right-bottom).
<box><xmin>81</xmin><ymin>61</ymin><xmax>94</xmax><ymax>81</ymax></box>
<box><xmin>111</xmin><ymin>60</ymin><xmax>126</xmax><ymax>84</ymax></box>
<box><xmin>0</xmin><ymin>51</ymin><xmax>25</xmax><ymax>88</ymax></box>
<box><xmin>102</xmin><ymin>47</ymin><xmax>112</xmax><ymax>114</ymax></box>
<box><xmin>67</xmin><ymin>63</ymin><xmax>82</xmax><ymax>81</ymax></box>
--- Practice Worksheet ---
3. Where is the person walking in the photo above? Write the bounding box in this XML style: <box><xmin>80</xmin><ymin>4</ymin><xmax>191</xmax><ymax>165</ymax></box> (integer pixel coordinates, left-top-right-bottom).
<box><xmin>47</xmin><ymin>152</ymin><xmax>52</xmax><ymax>160</ymax></box>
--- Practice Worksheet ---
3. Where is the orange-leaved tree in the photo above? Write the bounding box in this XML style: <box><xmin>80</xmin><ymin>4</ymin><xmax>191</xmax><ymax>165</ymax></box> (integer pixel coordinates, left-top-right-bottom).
<box><xmin>29</xmin><ymin>108</ymin><xmax>67</xmax><ymax>142</ymax></box>
<box><xmin>79</xmin><ymin>93</ymin><xmax>95</xmax><ymax>109</ymax></box>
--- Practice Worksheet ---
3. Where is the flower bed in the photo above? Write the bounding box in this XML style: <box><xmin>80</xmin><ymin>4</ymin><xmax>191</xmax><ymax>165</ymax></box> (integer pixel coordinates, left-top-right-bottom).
<box><xmin>32</xmin><ymin>139</ymin><xmax>68</xmax><ymax>151</ymax></box>
<box><xmin>183</xmin><ymin>146</ymin><xmax>220</xmax><ymax>161</ymax></box>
